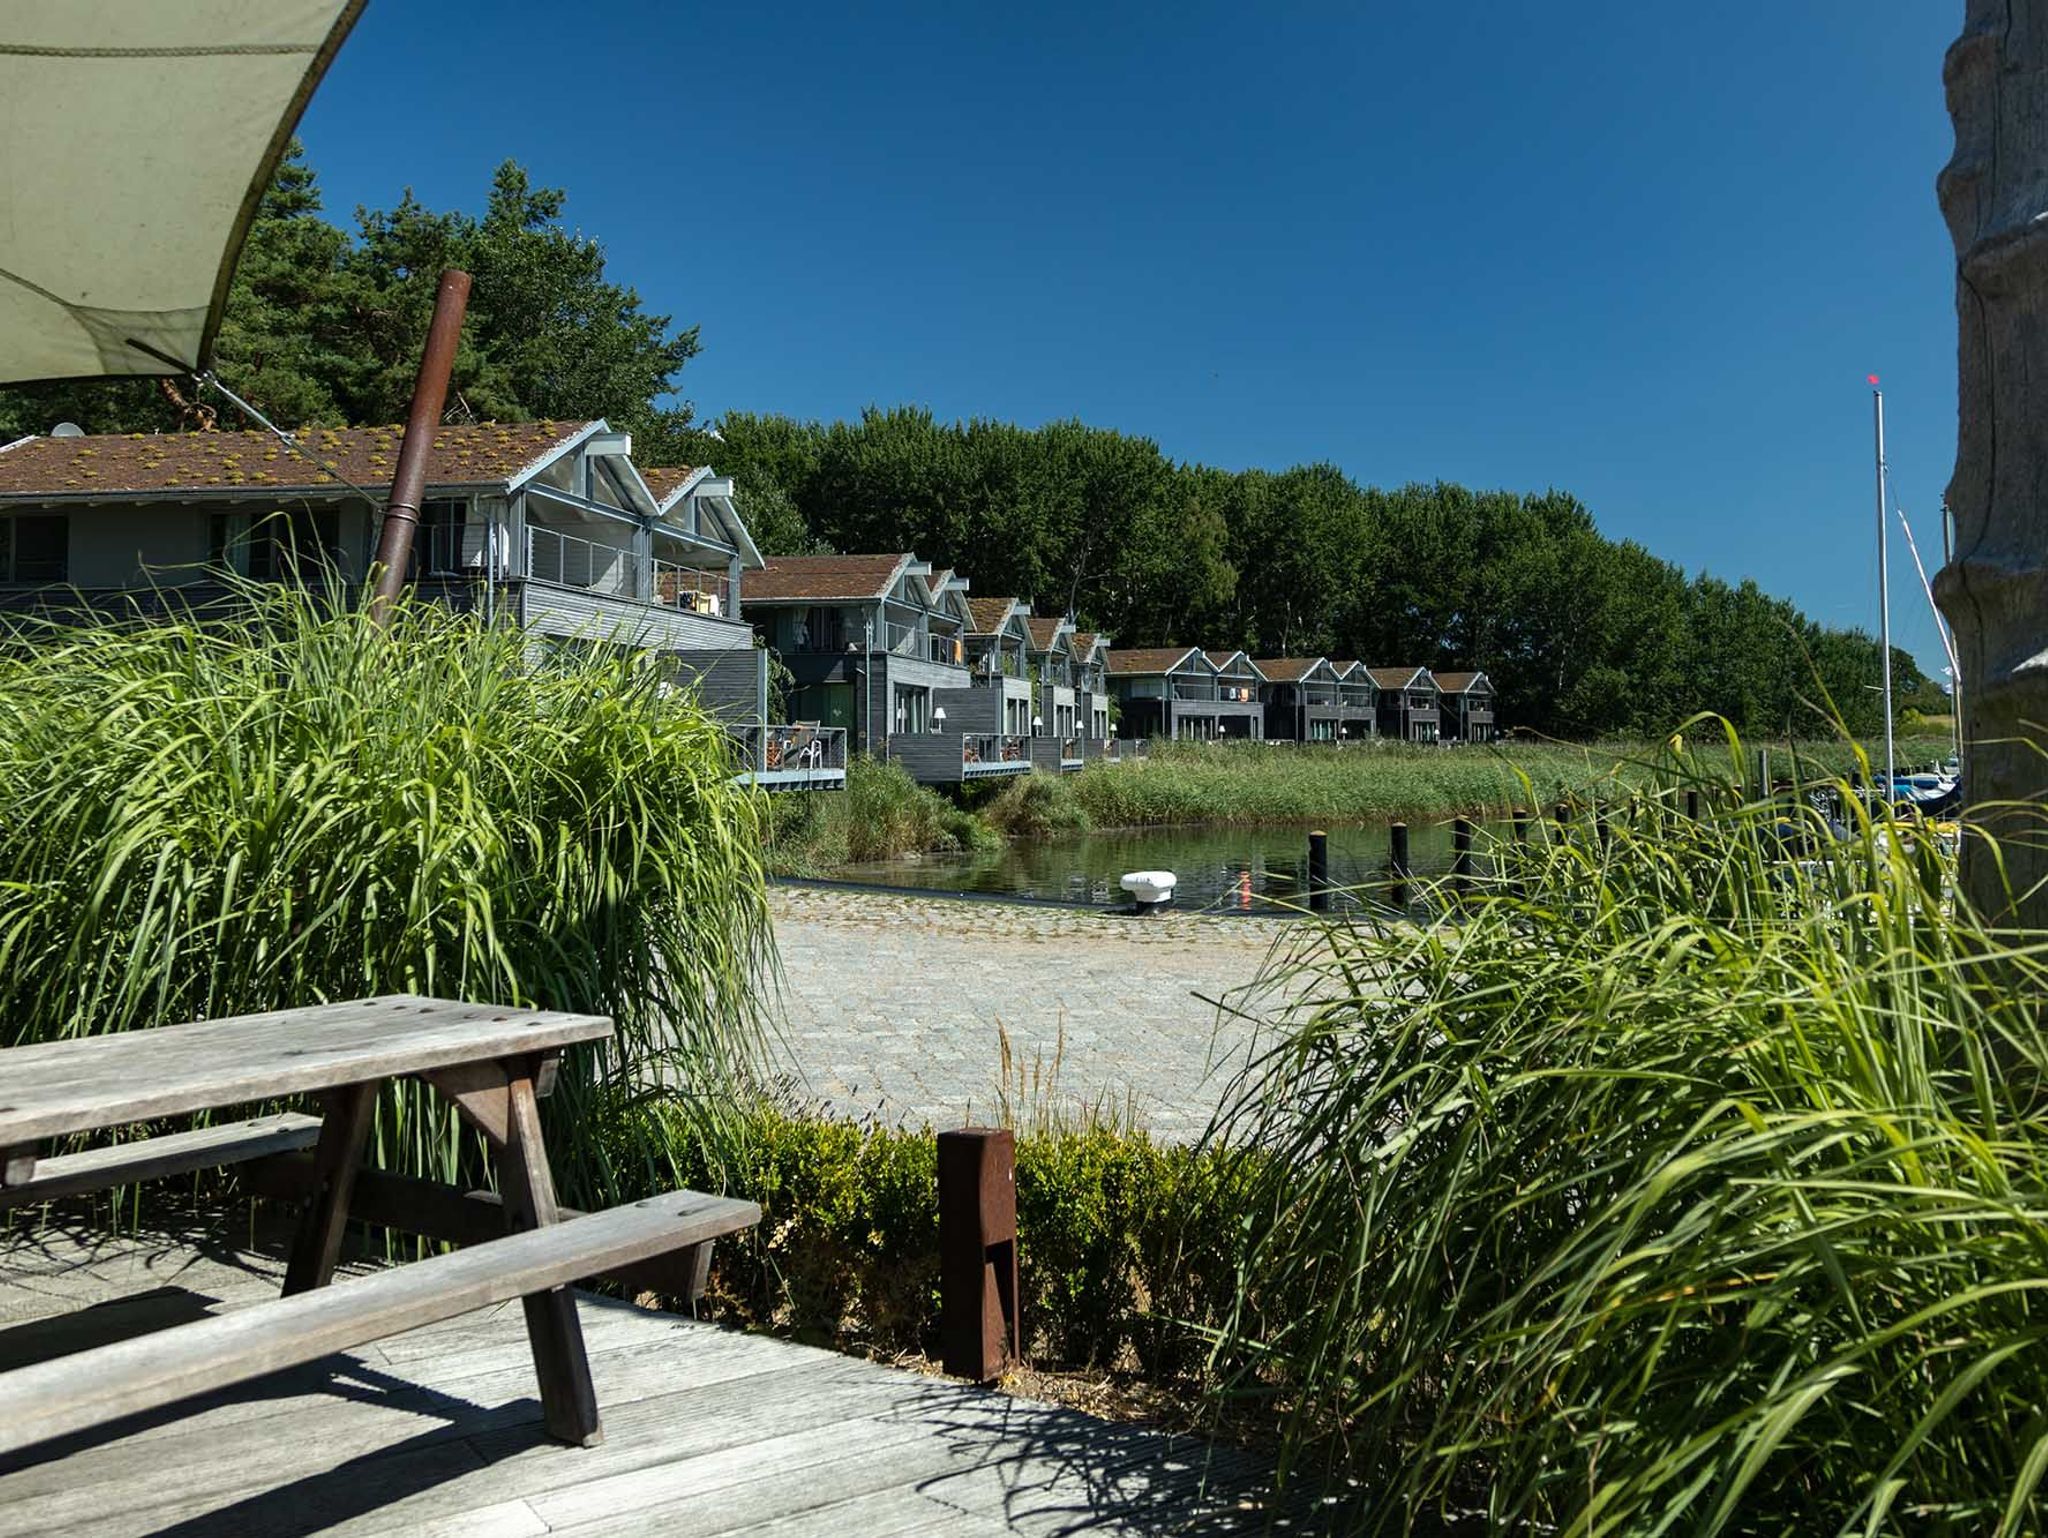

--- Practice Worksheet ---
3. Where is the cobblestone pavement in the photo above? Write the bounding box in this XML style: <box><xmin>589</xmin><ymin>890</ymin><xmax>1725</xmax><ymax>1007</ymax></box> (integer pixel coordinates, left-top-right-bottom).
<box><xmin>766</xmin><ymin>884</ymin><xmax>1300</xmax><ymax>1139</ymax></box>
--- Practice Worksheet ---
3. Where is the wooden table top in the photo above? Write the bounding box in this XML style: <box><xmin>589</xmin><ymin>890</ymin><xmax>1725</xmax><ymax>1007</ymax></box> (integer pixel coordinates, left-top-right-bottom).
<box><xmin>0</xmin><ymin>997</ymin><xmax>613</xmax><ymax>1144</ymax></box>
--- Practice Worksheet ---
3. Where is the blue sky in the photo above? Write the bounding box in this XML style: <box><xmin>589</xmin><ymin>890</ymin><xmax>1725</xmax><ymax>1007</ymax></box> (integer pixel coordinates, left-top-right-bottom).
<box><xmin>299</xmin><ymin>2</ymin><xmax>1961</xmax><ymax>675</ymax></box>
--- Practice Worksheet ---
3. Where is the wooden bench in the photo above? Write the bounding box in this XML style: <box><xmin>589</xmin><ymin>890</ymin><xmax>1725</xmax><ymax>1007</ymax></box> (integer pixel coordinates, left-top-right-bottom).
<box><xmin>0</xmin><ymin>1112</ymin><xmax>324</xmax><ymax>1211</ymax></box>
<box><xmin>0</xmin><ymin>1190</ymin><xmax>755</xmax><ymax>1458</ymax></box>
<box><xmin>0</xmin><ymin>996</ymin><xmax>761</xmax><ymax>1460</ymax></box>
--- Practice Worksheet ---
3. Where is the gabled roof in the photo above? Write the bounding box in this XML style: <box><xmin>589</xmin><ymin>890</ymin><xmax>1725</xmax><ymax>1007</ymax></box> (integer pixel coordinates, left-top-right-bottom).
<box><xmin>1327</xmin><ymin>660</ymin><xmax>1365</xmax><ymax>680</ymax></box>
<box><xmin>965</xmin><ymin>596</ymin><xmax>1025</xmax><ymax>635</ymax></box>
<box><xmin>1204</xmin><ymin>649</ymin><xmax>1265</xmax><ymax>679</ymax></box>
<box><xmin>1253</xmin><ymin>657</ymin><xmax>1332</xmax><ymax>683</ymax></box>
<box><xmin>638</xmin><ymin>464</ymin><xmax>701</xmax><ymax>507</ymax></box>
<box><xmin>744</xmin><ymin>553</ymin><xmax>912</xmax><ymax>603</ymax></box>
<box><xmin>1025</xmin><ymin>615</ymin><xmax>1075</xmax><ymax>652</ymax></box>
<box><xmin>0</xmin><ymin>421</ymin><xmax>597</xmax><ymax>501</ymax></box>
<box><xmin>1433</xmin><ymin>671</ymin><xmax>1491</xmax><ymax>694</ymax></box>
<box><xmin>1367</xmin><ymin>666</ymin><xmax>1438</xmax><ymax>691</ymax></box>
<box><xmin>1105</xmin><ymin>646</ymin><xmax>1206</xmax><ymax>676</ymax></box>
<box><xmin>1071</xmin><ymin>631</ymin><xmax>1111</xmax><ymax>662</ymax></box>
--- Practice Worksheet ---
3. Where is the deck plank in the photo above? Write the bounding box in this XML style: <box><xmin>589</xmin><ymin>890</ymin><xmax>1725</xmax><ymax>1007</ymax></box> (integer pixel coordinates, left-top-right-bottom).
<box><xmin>0</xmin><ymin>997</ymin><xmax>611</xmax><ymax>1143</ymax></box>
<box><xmin>0</xmin><ymin>1230</ymin><xmax>1284</xmax><ymax>1538</ymax></box>
<box><xmin>0</xmin><ymin>1193</ymin><xmax>756</xmax><ymax>1458</ymax></box>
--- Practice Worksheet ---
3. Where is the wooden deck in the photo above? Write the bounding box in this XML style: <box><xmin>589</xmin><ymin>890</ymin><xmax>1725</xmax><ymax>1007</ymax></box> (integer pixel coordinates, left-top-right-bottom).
<box><xmin>0</xmin><ymin>1215</ymin><xmax>1297</xmax><ymax>1536</ymax></box>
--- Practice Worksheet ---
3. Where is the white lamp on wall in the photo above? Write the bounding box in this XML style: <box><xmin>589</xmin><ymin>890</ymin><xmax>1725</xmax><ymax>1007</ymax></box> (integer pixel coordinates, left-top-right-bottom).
<box><xmin>931</xmin><ymin>706</ymin><xmax>945</xmax><ymax>733</ymax></box>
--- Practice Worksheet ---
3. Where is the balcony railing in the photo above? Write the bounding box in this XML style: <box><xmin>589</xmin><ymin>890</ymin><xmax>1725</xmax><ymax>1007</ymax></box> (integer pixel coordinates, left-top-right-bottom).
<box><xmin>1061</xmin><ymin>736</ymin><xmax>1083</xmax><ymax>764</ymax></box>
<box><xmin>654</xmin><ymin>561</ymin><xmax>733</xmax><ymax>617</ymax></box>
<box><xmin>1171</xmin><ymin>680</ymin><xmax>1217</xmax><ymax>700</ymax></box>
<box><xmin>743</xmin><ymin>723</ymin><xmax>847</xmax><ymax>776</ymax></box>
<box><xmin>928</xmin><ymin>632</ymin><xmax>961</xmax><ymax>665</ymax></box>
<box><xmin>527</xmin><ymin>525</ymin><xmax>639</xmax><ymax>598</ymax></box>
<box><xmin>1103</xmin><ymin>738</ymin><xmax>1149</xmax><ymax>760</ymax></box>
<box><xmin>961</xmin><ymin>733</ymin><xmax>1029</xmax><ymax>770</ymax></box>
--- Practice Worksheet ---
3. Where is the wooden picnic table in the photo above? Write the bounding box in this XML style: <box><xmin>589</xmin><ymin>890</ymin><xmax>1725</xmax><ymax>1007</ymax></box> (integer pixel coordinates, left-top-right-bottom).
<box><xmin>0</xmin><ymin>995</ymin><xmax>759</xmax><ymax>1460</ymax></box>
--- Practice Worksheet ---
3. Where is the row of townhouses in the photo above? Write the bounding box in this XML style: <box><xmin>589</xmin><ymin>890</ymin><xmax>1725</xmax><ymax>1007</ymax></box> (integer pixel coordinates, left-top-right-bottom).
<box><xmin>0</xmin><ymin>419</ymin><xmax>1497</xmax><ymax>792</ymax></box>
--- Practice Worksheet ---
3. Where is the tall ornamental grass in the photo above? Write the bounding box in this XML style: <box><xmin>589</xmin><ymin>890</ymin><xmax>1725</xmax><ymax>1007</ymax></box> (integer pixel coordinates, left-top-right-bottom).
<box><xmin>1208</xmin><ymin>727</ymin><xmax>2048</xmax><ymax>1535</ymax></box>
<box><xmin>0</xmin><ymin>584</ymin><xmax>773</xmax><ymax>1206</ymax></box>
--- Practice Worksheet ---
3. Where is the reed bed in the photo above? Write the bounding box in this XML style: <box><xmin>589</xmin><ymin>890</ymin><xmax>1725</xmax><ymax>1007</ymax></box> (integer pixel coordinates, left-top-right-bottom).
<box><xmin>0</xmin><ymin>584</ymin><xmax>774</xmax><ymax>1206</ymax></box>
<box><xmin>1206</xmin><ymin>727</ymin><xmax>2048</xmax><ymax>1535</ymax></box>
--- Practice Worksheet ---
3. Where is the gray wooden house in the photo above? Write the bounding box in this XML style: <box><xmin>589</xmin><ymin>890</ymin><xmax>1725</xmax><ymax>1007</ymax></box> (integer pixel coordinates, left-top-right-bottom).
<box><xmin>1369</xmin><ymin>666</ymin><xmax>1443</xmax><ymax>742</ymax></box>
<box><xmin>0</xmin><ymin>420</ymin><xmax>839</xmax><ymax>788</ymax></box>
<box><xmin>1105</xmin><ymin>647</ymin><xmax>1265</xmax><ymax>740</ymax></box>
<box><xmin>954</xmin><ymin>595</ymin><xmax>1036</xmax><ymax>737</ymax></box>
<box><xmin>1329</xmin><ymin>661</ymin><xmax>1380</xmax><ymax>741</ymax></box>
<box><xmin>1071</xmin><ymin>630</ymin><xmax>1113</xmax><ymax>749</ymax></box>
<box><xmin>1025</xmin><ymin>615</ymin><xmax>1085</xmax><ymax>772</ymax></box>
<box><xmin>1257</xmin><ymin>657</ymin><xmax>1346</xmax><ymax>742</ymax></box>
<box><xmin>1434</xmin><ymin>671</ymin><xmax>1498</xmax><ymax>742</ymax></box>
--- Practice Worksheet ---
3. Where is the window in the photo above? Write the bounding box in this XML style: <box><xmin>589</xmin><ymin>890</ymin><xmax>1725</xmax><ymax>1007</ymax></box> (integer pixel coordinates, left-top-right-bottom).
<box><xmin>210</xmin><ymin>506</ymin><xmax>340</xmax><ymax>580</ymax></box>
<box><xmin>417</xmin><ymin>500</ymin><xmax>467</xmax><ymax>576</ymax></box>
<box><xmin>893</xmin><ymin>685</ymin><xmax>929</xmax><ymax>734</ymax></box>
<box><xmin>0</xmin><ymin>514</ymin><xmax>66</xmax><ymax>583</ymax></box>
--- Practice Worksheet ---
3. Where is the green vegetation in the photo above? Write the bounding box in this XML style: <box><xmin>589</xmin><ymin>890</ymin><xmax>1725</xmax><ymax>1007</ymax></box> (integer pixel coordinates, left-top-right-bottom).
<box><xmin>0</xmin><ymin>584</ymin><xmax>773</xmax><ymax>1205</ymax></box>
<box><xmin>691</xmin><ymin>411</ymin><xmax>1927</xmax><ymax>739</ymax></box>
<box><xmin>1206</xmin><ymin>734</ymin><xmax>2048</xmax><ymax>1532</ymax></box>
<box><xmin>764</xmin><ymin>754</ymin><xmax>994</xmax><ymax>873</ymax></box>
<box><xmin>1067</xmin><ymin>738</ymin><xmax>1615</xmax><ymax>826</ymax></box>
<box><xmin>650</xmin><ymin>1099</ymin><xmax>1241</xmax><ymax>1383</ymax></box>
<box><xmin>772</xmin><ymin>737</ymin><xmax>1960</xmax><ymax>868</ymax></box>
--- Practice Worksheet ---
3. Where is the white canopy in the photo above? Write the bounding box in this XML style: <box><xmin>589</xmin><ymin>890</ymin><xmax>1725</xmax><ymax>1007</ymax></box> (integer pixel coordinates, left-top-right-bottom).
<box><xmin>0</xmin><ymin>1</ymin><xmax>363</xmax><ymax>385</ymax></box>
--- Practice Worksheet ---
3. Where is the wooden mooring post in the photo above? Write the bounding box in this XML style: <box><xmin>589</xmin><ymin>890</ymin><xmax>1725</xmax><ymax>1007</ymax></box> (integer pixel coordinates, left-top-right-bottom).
<box><xmin>1389</xmin><ymin>821</ymin><xmax>1411</xmax><ymax>909</ymax></box>
<box><xmin>1452</xmin><ymin>818</ymin><xmax>1473</xmax><ymax>889</ymax></box>
<box><xmin>1307</xmin><ymin>829</ymin><xmax>1329</xmax><ymax>913</ymax></box>
<box><xmin>1686</xmin><ymin>787</ymin><xmax>1700</xmax><ymax>821</ymax></box>
<box><xmin>937</xmin><ymin>1128</ymin><xmax>1019</xmax><ymax>1383</ymax></box>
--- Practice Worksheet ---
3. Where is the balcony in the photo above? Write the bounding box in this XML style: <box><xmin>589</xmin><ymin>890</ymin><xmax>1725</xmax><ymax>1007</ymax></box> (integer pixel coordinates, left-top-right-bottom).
<box><xmin>527</xmin><ymin>525</ymin><xmax>638</xmax><ymax>597</ymax></box>
<box><xmin>736</xmin><ymin>724</ymin><xmax>848</xmax><ymax>789</ymax></box>
<box><xmin>1170</xmin><ymin>680</ymin><xmax>1217</xmax><ymax>701</ymax></box>
<box><xmin>1102</xmin><ymin>738</ymin><xmax>1149</xmax><ymax>761</ymax></box>
<box><xmin>962</xmin><ymin>733</ymin><xmax>1030</xmax><ymax>775</ymax></box>
<box><xmin>654</xmin><ymin>561</ymin><xmax>733</xmax><ymax>618</ymax></box>
<box><xmin>886</xmin><ymin>731</ymin><xmax>1030</xmax><ymax>784</ymax></box>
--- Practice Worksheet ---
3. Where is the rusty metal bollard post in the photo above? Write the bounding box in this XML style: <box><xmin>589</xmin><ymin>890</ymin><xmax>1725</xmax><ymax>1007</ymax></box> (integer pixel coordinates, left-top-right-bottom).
<box><xmin>937</xmin><ymin>1127</ymin><xmax>1020</xmax><ymax>1383</ymax></box>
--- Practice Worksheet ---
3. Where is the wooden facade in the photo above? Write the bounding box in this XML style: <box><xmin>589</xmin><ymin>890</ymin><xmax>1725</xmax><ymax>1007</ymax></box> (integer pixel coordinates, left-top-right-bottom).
<box><xmin>1433</xmin><ymin>670</ymin><xmax>1498</xmax><ymax>743</ymax></box>
<box><xmin>1106</xmin><ymin>648</ymin><xmax>1265</xmax><ymax>740</ymax></box>
<box><xmin>1070</xmin><ymin>630</ymin><xmax>1113</xmax><ymax>745</ymax></box>
<box><xmin>1368</xmin><ymin>666</ymin><xmax>1443</xmax><ymax>742</ymax></box>
<box><xmin>1256</xmin><ymin>657</ymin><xmax>1364</xmax><ymax>742</ymax></box>
<box><xmin>744</xmin><ymin>554</ymin><xmax>975</xmax><ymax>767</ymax></box>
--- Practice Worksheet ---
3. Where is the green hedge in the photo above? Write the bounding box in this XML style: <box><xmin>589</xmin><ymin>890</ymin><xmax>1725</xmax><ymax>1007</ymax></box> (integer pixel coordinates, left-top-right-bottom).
<box><xmin>653</xmin><ymin>1104</ymin><xmax>1244</xmax><ymax>1381</ymax></box>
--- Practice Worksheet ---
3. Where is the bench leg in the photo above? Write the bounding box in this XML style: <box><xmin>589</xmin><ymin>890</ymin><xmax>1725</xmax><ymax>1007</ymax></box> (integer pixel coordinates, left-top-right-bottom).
<box><xmin>499</xmin><ymin>1068</ymin><xmax>603</xmax><ymax>1448</ymax></box>
<box><xmin>282</xmin><ymin>1083</ymin><xmax>376</xmax><ymax>1296</ymax></box>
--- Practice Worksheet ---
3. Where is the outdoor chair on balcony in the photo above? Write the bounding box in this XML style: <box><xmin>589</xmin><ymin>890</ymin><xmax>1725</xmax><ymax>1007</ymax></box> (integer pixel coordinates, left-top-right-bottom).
<box><xmin>791</xmin><ymin>723</ymin><xmax>824</xmax><ymax>770</ymax></box>
<box><xmin>963</xmin><ymin>738</ymin><xmax>983</xmax><ymax>764</ymax></box>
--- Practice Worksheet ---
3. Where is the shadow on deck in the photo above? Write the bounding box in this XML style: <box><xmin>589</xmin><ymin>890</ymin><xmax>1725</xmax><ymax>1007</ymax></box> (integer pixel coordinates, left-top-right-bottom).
<box><xmin>0</xmin><ymin>1216</ymin><xmax>1325</xmax><ymax>1536</ymax></box>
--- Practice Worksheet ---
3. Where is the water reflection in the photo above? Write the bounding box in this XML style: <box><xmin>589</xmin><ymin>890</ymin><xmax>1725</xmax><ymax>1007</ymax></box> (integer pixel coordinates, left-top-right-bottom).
<box><xmin>829</xmin><ymin>821</ymin><xmax>1492</xmax><ymax>913</ymax></box>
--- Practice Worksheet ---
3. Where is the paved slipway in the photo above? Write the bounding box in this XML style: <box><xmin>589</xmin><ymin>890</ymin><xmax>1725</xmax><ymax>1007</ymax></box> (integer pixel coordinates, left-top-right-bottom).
<box><xmin>765</xmin><ymin>885</ymin><xmax>1301</xmax><ymax>1139</ymax></box>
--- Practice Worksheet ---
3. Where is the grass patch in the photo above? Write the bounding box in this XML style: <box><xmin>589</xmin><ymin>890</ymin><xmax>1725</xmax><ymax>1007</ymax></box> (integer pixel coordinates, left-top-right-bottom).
<box><xmin>0</xmin><ymin>583</ymin><xmax>773</xmax><ymax>1204</ymax></box>
<box><xmin>1065</xmin><ymin>734</ymin><xmax>1957</xmax><ymax>830</ymax></box>
<box><xmin>764</xmin><ymin>754</ymin><xmax>996</xmax><ymax>873</ymax></box>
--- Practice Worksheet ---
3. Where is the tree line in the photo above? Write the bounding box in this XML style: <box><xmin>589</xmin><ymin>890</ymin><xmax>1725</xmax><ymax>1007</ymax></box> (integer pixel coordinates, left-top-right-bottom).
<box><xmin>0</xmin><ymin>149</ymin><xmax>1927</xmax><ymax>740</ymax></box>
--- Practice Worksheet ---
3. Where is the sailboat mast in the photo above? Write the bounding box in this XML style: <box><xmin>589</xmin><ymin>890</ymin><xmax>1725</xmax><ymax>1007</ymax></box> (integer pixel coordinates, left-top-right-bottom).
<box><xmin>1941</xmin><ymin>498</ymin><xmax>1961</xmax><ymax>767</ymax></box>
<box><xmin>1873</xmin><ymin>382</ymin><xmax>1896</xmax><ymax>795</ymax></box>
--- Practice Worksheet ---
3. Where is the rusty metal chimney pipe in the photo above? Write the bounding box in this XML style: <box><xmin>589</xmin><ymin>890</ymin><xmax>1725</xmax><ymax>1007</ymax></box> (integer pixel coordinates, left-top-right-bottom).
<box><xmin>368</xmin><ymin>268</ymin><xmax>472</xmax><ymax>621</ymax></box>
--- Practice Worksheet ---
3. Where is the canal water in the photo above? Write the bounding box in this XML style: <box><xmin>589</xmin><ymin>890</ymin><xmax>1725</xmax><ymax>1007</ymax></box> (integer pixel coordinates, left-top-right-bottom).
<box><xmin>828</xmin><ymin>821</ymin><xmax>1487</xmax><ymax>913</ymax></box>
